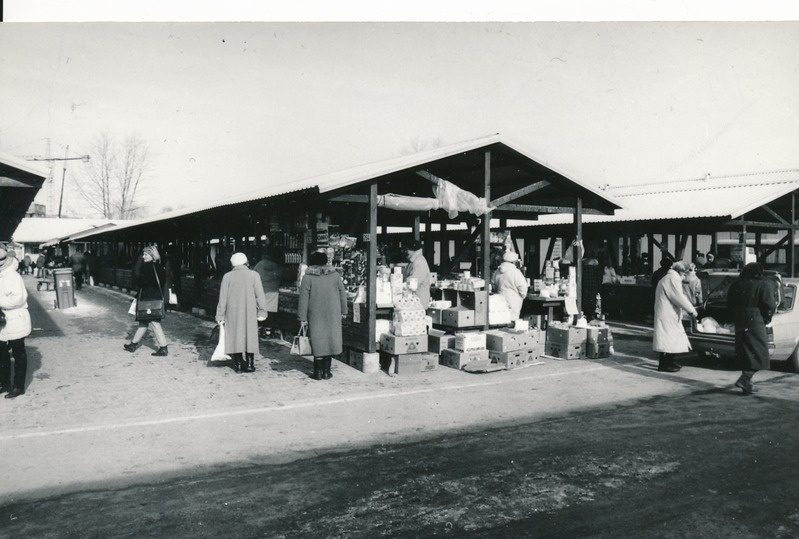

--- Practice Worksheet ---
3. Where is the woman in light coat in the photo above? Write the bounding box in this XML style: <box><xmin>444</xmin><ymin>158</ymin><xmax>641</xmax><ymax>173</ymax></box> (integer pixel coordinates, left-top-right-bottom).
<box><xmin>297</xmin><ymin>251</ymin><xmax>348</xmax><ymax>380</ymax></box>
<box><xmin>491</xmin><ymin>251</ymin><xmax>529</xmax><ymax>320</ymax></box>
<box><xmin>216</xmin><ymin>252</ymin><xmax>268</xmax><ymax>373</ymax></box>
<box><xmin>0</xmin><ymin>247</ymin><xmax>31</xmax><ymax>398</ymax></box>
<box><xmin>653</xmin><ymin>261</ymin><xmax>698</xmax><ymax>372</ymax></box>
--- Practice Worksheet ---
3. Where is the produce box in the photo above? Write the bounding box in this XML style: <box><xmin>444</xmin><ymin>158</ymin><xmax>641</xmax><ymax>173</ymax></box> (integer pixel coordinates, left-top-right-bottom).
<box><xmin>455</xmin><ymin>331</ymin><xmax>487</xmax><ymax>351</ymax></box>
<box><xmin>342</xmin><ymin>349</ymin><xmax>381</xmax><ymax>374</ymax></box>
<box><xmin>488</xmin><ymin>348</ymin><xmax>540</xmax><ymax>369</ymax></box>
<box><xmin>584</xmin><ymin>342</ymin><xmax>611</xmax><ymax>359</ymax></box>
<box><xmin>441</xmin><ymin>306</ymin><xmax>475</xmax><ymax>328</ymax></box>
<box><xmin>485</xmin><ymin>328</ymin><xmax>538</xmax><ymax>353</ymax></box>
<box><xmin>381</xmin><ymin>352</ymin><xmax>439</xmax><ymax>375</ymax></box>
<box><xmin>586</xmin><ymin>326</ymin><xmax>611</xmax><ymax>344</ymax></box>
<box><xmin>428</xmin><ymin>329</ymin><xmax>456</xmax><ymax>354</ymax></box>
<box><xmin>393</xmin><ymin>319</ymin><xmax>428</xmax><ymax>337</ymax></box>
<box><xmin>439</xmin><ymin>348</ymin><xmax>490</xmax><ymax>370</ymax></box>
<box><xmin>545</xmin><ymin>341</ymin><xmax>584</xmax><ymax>360</ymax></box>
<box><xmin>379</xmin><ymin>333</ymin><xmax>427</xmax><ymax>355</ymax></box>
<box><xmin>546</xmin><ymin>325</ymin><xmax>587</xmax><ymax>346</ymax></box>
<box><xmin>426</xmin><ymin>307</ymin><xmax>445</xmax><ymax>325</ymax></box>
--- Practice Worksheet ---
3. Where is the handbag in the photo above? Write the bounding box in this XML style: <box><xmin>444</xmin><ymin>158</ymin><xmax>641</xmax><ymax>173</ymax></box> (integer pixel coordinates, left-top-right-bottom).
<box><xmin>135</xmin><ymin>264</ymin><xmax>166</xmax><ymax>322</ymax></box>
<box><xmin>290</xmin><ymin>325</ymin><xmax>313</xmax><ymax>356</ymax></box>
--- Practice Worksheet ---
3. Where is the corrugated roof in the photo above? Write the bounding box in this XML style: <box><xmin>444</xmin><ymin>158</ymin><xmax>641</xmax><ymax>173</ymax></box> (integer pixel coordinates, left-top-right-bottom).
<box><xmin>12</xmin><ymin>217</ymin><xmax>127</xmax><ymax>244</ymax></box>
<box><xmin>530</xmin><ymin>169</ymin><xmax>799</xmax><ymax>226</ymax></box>
<box><xmin>72</xmin><ymin>133</ymin><xmax>622</xmax><ymax>239</ymax></box>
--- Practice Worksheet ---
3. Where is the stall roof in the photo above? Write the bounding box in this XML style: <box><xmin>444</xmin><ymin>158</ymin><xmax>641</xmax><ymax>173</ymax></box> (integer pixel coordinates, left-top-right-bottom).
<box><xmin>12</xmin><ymin>217</ymin><xmax>124</xmax><ymax>246</ymax></box>
<box><xmin>0</xmin><ymin>151</ymin><xmax>50</xmax><ymax>241</ymax></box>
<box><xmin>68</xmin><ymin>133</ymin><xmax>622</xmax><ymax>241</ymax></box>
<box><xmin>529</xmin><ymin>169</ymin><xmax>799</xmax><ymax>227</ymax></box>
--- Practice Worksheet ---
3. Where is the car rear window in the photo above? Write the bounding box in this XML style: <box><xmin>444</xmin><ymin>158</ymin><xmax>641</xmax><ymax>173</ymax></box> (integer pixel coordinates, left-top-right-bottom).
<box><xmin>699</xmin><ymin>270</ymin><xmax>783</xmax><ymax>307</ymax></box>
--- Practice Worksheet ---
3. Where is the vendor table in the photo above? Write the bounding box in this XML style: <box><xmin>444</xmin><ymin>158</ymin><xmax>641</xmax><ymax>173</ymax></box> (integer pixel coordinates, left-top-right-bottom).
<box><xmin>522</xmin><ymin>295</ymin><xmax>565</xmax><ymax>329</ymax></box>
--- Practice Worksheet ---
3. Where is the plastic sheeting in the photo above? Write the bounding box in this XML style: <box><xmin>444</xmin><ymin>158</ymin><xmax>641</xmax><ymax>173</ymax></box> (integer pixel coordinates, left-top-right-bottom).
<box><xmin>376</xmin><ymin>179</ymin><xmax>494</xmax><ymax>218</ymax></box>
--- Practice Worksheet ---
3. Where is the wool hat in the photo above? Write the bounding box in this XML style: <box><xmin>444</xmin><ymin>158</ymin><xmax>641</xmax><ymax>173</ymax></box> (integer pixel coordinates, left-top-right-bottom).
<box><xmin>503</xmin><ymin>251</ymin><xmax>519</xmax><ymax>263</ymax></box>
<box><xmin>230</xmin><ymin>252</ymin><xmax>248</xmax><ymax>267</ymax></box>
<box><xmin>142</xmin><ymin>245</ymin><xmax>161</xmax><ymax>262</ymax></box>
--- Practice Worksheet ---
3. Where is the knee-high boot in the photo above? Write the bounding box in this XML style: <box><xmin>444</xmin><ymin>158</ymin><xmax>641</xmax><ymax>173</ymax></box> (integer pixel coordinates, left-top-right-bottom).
<box><xmin>312</xmin><ymin>357</ymin><xmax>323</xmax><ymax>380</ymax></box>
<box><xmin>323</xmin><ymin>356</ymin><xmax>333</xmax><ymax>380</ymax></box>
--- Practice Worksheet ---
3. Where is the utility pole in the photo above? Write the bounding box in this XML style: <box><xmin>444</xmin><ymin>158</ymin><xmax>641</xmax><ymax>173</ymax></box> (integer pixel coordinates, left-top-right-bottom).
<box><xmin>58</xmin><ymin>145</ymin><xmax>69</xmax><ymax>218</ymax></box>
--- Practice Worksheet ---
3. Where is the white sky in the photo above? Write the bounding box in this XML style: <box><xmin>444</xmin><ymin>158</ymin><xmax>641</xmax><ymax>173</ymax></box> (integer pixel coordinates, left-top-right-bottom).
<box><xmin>2</xmin><ymin>2</ymin><xmax>799</xmax><ymax>217</ymax></box>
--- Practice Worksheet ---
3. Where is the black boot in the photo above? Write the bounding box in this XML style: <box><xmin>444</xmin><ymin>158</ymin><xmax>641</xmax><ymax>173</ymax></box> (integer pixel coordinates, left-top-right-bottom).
<box><xmin>657</xmin><ymin>353</ymin><xmax>681</xmax><ymax>372</ymax></box>
<box><xmin>123</xmin><ymin>342</ymin><xmax>141</xmax><ymax>353</ymax></box>
<box><xmin>311</xmin><ymin>358</ymin><xmax>323</xmax><ymax>380</ymax></box>
<box><xmin>231</xmin><ymin>353</ymin><xmax>243</xmax><ymax>373</ymax></box>
<box><xmin>4</xmin><ymin>387</ymin><xmax>24</xmax><ymax>399</ymax></box>
<box><xmin>151</xmin><ymin>346</ymin><xmax>169</xmax><ymax>357</ymax></box>
<box><xmin>323</xmin><ymin>356</ymin><xmax>333</xmax><ymax>380</ymax></box>
<box><xmin>244</xmin><ymin>353</ymin><xmax>255</xmax><ymax>373</ymax></box>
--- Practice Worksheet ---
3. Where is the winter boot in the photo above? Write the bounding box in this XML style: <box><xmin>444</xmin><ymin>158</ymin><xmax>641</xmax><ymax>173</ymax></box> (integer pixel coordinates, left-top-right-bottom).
<box><xmin>323</xmin><ymin>356</ymin><xmax>333</xmax><ymax>380</ymax></box>
<box><xmin>151</xmin><ymin>346</ymin><xmax>169</xmax><ymax>357</ymax></box>
<box><xmin>123</xmin><ymin>342</ymin><xmax>141</xmax><ymax>353</ymax></box>
<box><xmin>657</xmin><ymin>353</ymin><xmax>680</xmax><ymax>373</ymax></box>
<box><xmin>245</xmin><ymin>353</ymin><xmax>255</xmax><ymax>373</ymax></box>
<box><xmin>311</xmin><ymin>358</ymin><xmax>323</xmax><ymax>380</ymax></box>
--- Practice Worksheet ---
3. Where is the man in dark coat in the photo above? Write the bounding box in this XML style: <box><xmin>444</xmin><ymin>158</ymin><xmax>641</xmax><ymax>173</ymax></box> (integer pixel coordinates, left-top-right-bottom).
<box><xmin>69</xmin><ymin>251</ymin><xmax>87</xmax><ymax>290</ymax></box>
<box><xmin>727</xmin><ymin>262</ymin><xmax>777</xmax><ymax>394</ymax></box>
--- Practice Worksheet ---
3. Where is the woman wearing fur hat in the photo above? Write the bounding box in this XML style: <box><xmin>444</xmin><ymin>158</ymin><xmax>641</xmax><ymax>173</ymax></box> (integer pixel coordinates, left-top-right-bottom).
<box><xmin>215</xmin><ymin>252</ymin><xmax>268</xmax><ymax>373</ymax></box>
<box><xmin>297</xmin><ymin>251</ymin><xmax>348</xmax><ymax>380</ymax></box>
<box><xmin>124</xmin><ymin>245</ymin><xmax>171</xmax><ymax>356</ymax></box>
<box><xmin>491</xmin><ymin>250</ymin><xmax>529</xmax><ymax>320</ymax></box>
<box><xmin>0</xmin><ymin>246</ymin><xmax>31</xmax><ymax>398</ymax></box>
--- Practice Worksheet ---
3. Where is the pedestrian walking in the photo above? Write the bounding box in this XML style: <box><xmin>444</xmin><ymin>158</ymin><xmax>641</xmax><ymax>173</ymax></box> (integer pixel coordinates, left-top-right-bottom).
<box><xmin>653</xmin><ymin>261</ymin><xmax>698</xmax><ymax>372</ymax></box>
<box><xmin>124</xmin><ymin>245</ymin><xmax>170</xmax><ymax>356</ymax></box>
<box><xmin>297</xmin><ymin>251</ymin><xmax>348</xmax><ymax>381</ymax></box>
<box><xmin>215</xmin><ymin>252</ymin><xmax>269</xmax><ymax>373</ymax></box>
<box><xmin>727</xmin><ymin>262</ymin><xmax>777</xmax><ymax>395</ymax></box>
<box><xmin>491</xmin><ymin>250</ymin><xmax>529</xmax><ymax>320</ymax></box>
<box><xmin>70</xmin><ymin>251</ymin><xmax>87</xmax><ymax>290</ymax></box>
<box><xmin>0</xmin><ymin>247</ymin><xmax>31</xmax><ymax>398</ymax></box>
<box><xmin>253</xmin><ymin>246</ymin><xmax>282</xmax><ymax>338</ymax></box>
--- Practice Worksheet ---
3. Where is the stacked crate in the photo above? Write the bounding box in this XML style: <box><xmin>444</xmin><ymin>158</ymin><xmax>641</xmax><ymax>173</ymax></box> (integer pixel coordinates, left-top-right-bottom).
<box><xmin>485</xmin><ymin>328</ymin><xmax>541</xmax><ymax>369</ymax></box>
<box><xmin>545</xmin><ymin>324</ymin><xmax>587</xmax><ymax>359</ymax></box>
<box><xmin>440</xmin><ymin>331</ymin><xmax>490</xmax><ymax>370</ymax></box>
<box><xmin>379</xmin><ymin>295</ymin><xmax>438</xmax><ymax>374</ymax></box>
<box><xmin>584</xmin><ymin>325</ymin><xmax>611</xmax><ymax>358</ymax></box>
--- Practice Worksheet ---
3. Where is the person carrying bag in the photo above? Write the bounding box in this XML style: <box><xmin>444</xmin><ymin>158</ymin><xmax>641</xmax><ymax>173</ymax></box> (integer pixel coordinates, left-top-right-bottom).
<box><xmin>124</xmin><ymin>245</ymin><xmax>170</xmax><ymax>356</ymax></box>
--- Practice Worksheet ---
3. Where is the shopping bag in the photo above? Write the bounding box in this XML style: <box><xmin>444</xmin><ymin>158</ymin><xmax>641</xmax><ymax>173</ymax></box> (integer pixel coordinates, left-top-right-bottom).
<box><xmin>290</xmin><ymin>325</ymin><xmax>313</xmax><ymax>356</ymax></box>
<box><xmin>168</xmin><ymin>288</ymin><xmax>178</xmax><ymax>305</ymax></box>
<box><xmin>127</xmin><ymin>299</ymin><xmax>137</xmax><ymax>316</ymax></box>
<box><xmin>211</xmin><ymin>324</ymin><xmax>231</xmax><ymax>361</ymax></box>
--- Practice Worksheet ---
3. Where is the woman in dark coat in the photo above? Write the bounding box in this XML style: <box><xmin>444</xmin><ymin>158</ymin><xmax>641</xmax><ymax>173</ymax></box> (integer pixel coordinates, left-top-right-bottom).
<box><xmin>124</xmin><ymin>245</ymin><xmax>170</xmax><ymax>356</ymax></box>
<box><xmin>297</xmin><ymin>251</ymin><xmax>348</xmax><ymax>381</ymax></box>
<box><xmin>727</xmin><ymin>262</ymin><xmax>777</xmax><ymax>394</ymax></box>
<box><xmin>215</xmin><ymin>252</ymin><xmax>268</xmax><ymax>373</ymax></box>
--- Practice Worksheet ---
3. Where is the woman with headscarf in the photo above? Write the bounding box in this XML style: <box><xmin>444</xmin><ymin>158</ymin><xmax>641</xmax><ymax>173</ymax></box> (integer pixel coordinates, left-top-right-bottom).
<box><xmin>727</xmin><ymin>262</ymin><xmax>777</xmax><ymax>395</ymax></box>
<box><xmin>297</xmin><ymin>251</ymin><xmax>348</xmax><ymax>381</ymax></box>
<box><xmin>124</xmin><ymin>245</ymin><xmax>171</xmax><ymax>356</ymax></box>
<box><xmin>682</xmin><ymin>262</ymin><xmax>704</xmax><ymax>307</ymax></box>
<box><xmin>0</xmin><ymin>246</ymin><xmax>31</xmax><ymax>398</ymax></box>
<box><xmin>653</xmin><ymin>261</ymin><xmax>698</xmax><ymax>372</ymax></box>
<box><xmin>491</xmin><ymin>250</ymin><xmax>529</xmax><ymax>320</ymax></box>
<box><xmin>216</xmin><ymin>252</ymin><xmax>268</xmax><ymax>373</ymax></box>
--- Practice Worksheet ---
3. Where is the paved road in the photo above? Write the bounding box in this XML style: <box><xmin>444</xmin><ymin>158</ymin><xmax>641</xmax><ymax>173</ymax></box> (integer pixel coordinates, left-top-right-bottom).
<box><xmin>1</xmin><ymin>275</ymin><xmax>797</xmax><ymax>536</ymax></box>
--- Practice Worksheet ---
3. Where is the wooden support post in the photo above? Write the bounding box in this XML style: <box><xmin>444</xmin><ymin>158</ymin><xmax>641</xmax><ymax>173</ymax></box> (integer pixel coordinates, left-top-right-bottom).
<box><xmin>574</xmin><ymin>197</ymin><xmax>583</xmax><ymax>314</ymax></box>
<box><xmin>367</xmin><ymin>183</ymin><xmax>378</xmax><ymax>353</ymax></box>
<box><xmin>481</xmin><ymin>150</ymin><xmax>492</xmax><ymax>330</ymax></box>
<box><xmin>791</xmin><ymin>193</ymin><xmax>796</xmax><ymax>277</ymax></box>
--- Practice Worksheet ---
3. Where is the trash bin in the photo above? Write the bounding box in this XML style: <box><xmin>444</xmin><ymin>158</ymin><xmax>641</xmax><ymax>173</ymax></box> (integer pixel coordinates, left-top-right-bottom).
<box><xmin>53</xmin><ymin>268</ymin><xmax>76</xmax><ymax>309</ymax></box>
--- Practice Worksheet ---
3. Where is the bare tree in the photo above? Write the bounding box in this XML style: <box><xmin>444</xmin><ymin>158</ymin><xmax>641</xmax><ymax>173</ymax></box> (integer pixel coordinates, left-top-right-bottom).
<box><xmin>77</xmin><ymin>133</ymin><xmax>150</xmax><ymax>218</ymax></box>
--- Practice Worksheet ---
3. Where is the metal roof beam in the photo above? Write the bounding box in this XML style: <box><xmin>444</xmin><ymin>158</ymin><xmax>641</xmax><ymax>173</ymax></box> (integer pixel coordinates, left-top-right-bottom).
<box><xmin>490</xmin><ymin>180</ymin><xmax>550</xmax><ymax>207</ymax></box>
<box><xmin>498</xmin><ymin>204</ymin><xmax>605</xmax><ymax>214</ymax></box>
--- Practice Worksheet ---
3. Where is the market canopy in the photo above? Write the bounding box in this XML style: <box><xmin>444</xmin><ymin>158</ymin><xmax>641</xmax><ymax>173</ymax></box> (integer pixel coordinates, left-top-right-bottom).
<box><xmin>66</xmin><ymin>133</ymin><xmax>622</xmax><ymax>243</ymax></box>
<box><xmin>0</xmin><ymin>151</ymin><xmax>49</xmax><ymax>241</ymax></box>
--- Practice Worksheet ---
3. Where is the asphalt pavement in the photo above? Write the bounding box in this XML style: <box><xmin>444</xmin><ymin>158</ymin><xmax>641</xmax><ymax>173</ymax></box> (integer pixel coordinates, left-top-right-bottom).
<box><xmin>1</xmin><ymin>273</ymin><xmax>792</xmax><ymax>513</ymax></box>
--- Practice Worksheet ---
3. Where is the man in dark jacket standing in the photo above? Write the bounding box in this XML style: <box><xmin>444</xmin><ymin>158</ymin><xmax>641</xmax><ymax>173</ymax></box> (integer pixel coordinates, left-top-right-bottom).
<box><xmin>727</xmin><ymin>262</ymin><xmax>777</xmax><ymax>394</ymax></box>
<box><xmin>69</xmin><ymin>251</ymin><xmax>87</xmax><ymax>290</ymax></box>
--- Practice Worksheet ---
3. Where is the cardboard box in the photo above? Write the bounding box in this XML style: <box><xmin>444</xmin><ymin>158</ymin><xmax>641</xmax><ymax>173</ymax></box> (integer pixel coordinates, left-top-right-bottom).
<box><xmin>393</xmin><ymin>309</ymin><xmax>426</xmax><ymax>323</ymax></box>
<box><xmin>545</xmin><ymin>341</ymin><xmax>584</xmax><ymax>360</ymax></box>
<box><xmin>455</xmin><ymin>331</ymin><xmax>487</xmax><ymax>351</ymax></box>
<box><xmin>546</xmin><ymin>326</ymin><xmax>587</xmax><ymax>346</ymax></box>
<box><xmin>379</xmin><ymin>333</ymin><xmax>427</xmax><ymax>355</ymax></box>
<box><xmin>428</xmin><ymin>331</ymin><xmax>456</xmax><ymax>354</ymax></box>
<box><xmin>485</xmin><ymin>329</ymin><xmax>538</xmax><ymax>353</ymax></box>
<box><xmin>387</xmin><ymin>352</ymin><xmax>439</xmax><ymax>374</ymax></box>
<box><xmin>343</xmin><ymin>349</ymin><xmax>381</xmax><ymax>374</ymax></box>
<box><xmin>488</xmin><ymin>348</ymin><xmax>539</xmax><ymax>369</ymax></box>
<box><xmin>393</xmin><ymin>320</ymin><xmax>428</xmax><ymax>337</ymax></box>
<box><xmin>440</xmin><ymin>348</ymin><xmax>490</xmax><ymax>370</ymax></box>
<box><xmin>584</xmin><ymin>342</ymin><xmax>611</xmax><ymax>359</ymax></box>
<box><xmin>426</xmin><ymin>307</ymin><xmax>444</xmax><ymax>325</ymax></box>
<box><xmin>441</xmin><ymin>307</ymin><xmax>475</xmax><ymax>328</ymax></box>
<box><xmin>586</xmin><ymin>326</ymin><xmax>610</xmax><ymax>344</ymax></box>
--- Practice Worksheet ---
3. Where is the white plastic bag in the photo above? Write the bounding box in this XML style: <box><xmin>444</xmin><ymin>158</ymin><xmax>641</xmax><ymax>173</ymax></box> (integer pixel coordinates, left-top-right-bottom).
<box><xmin>211</xmin><ymin>324</ymin><xmax>231</xmax><ymax>361</ymax></box>
<box><xmin>127</xmin><ymin>299</ymin><xmax>136</xmax><ymax>316</ymax></box>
